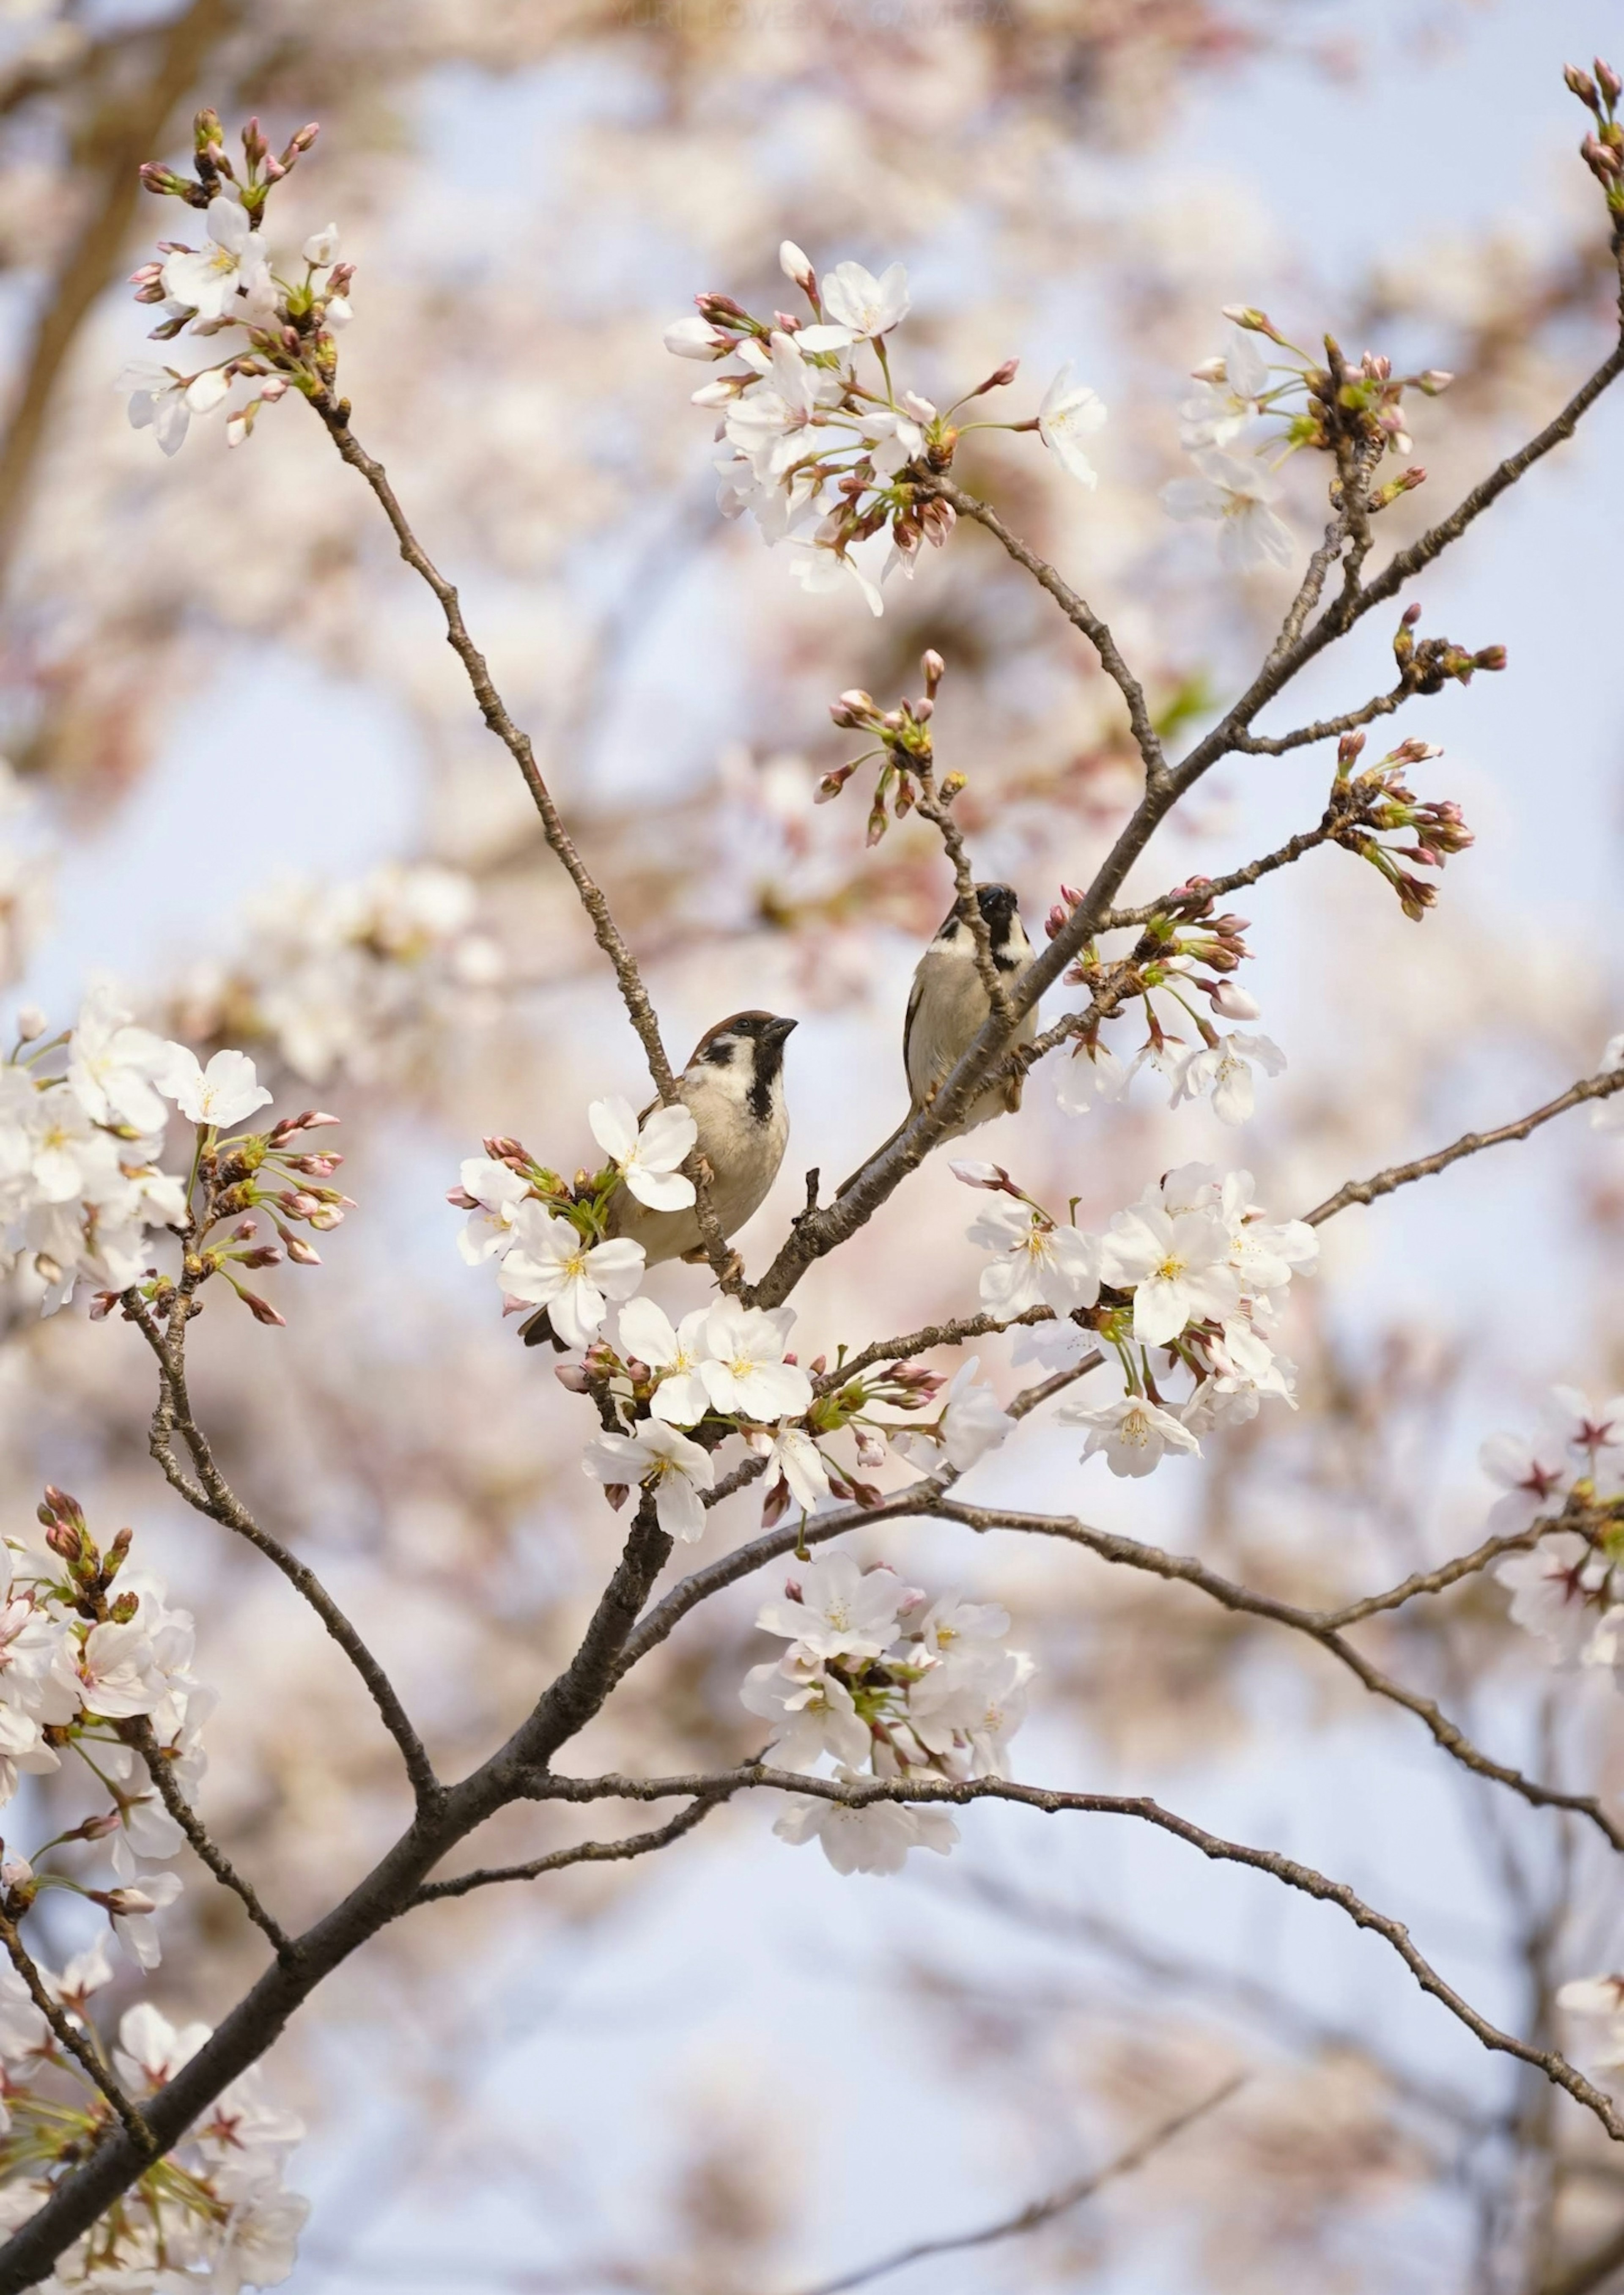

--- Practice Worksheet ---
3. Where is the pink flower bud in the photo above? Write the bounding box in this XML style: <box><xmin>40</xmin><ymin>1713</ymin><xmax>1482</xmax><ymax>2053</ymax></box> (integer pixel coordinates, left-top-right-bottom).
<box><xmin>1599</xmin><ymin>57</ymin><xmax>1623</xmax><ymax>107</ymax></box>
<box><xmin>236</xmin><ymin>1287</ymin><xmax>287</xmax><ymax>1327</ymax></box>
<box><xmin>1207</xmin><ymin>980</ymin><xmax>1261</xmax><ymax>1020</ymax></box>
<box><xmin>921</xmin><ymin>649</ymin><xmax>945</xmax><ymax>688</ymax></box>
<box><xmin>284</xmin><ymin>1236</ymin><xmax>321</xmax><ymax>1266</ymax></box>
<box><xmin>14</xmin><ymin>1006</ymin><xmax>44</xmax><ymax>1042</ymax></box>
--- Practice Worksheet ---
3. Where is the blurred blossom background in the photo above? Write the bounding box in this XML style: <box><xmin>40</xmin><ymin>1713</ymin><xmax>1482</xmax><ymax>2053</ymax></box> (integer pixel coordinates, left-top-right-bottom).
<box><xmin>1</xmin><ymin>0</ymin><xmax>1623</xmax><ymax>2287</ymax></box>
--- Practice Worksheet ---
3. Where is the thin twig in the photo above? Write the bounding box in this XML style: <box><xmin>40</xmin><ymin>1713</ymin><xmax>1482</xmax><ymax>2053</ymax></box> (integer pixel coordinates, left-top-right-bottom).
<box><xmin>541</xmin><ymin>1764</ymin><xmax>1624</xmax><ymax>2143</ymax></box>
<box><xmin>0</xmin><ymin>1914</ymin><xmax>154</xmax><ymax>2160</ymax></box>
<box><xmin>121</xmin><ymin>1716</ymin><xmax>294</xmax><ymax>1961</ymax></box>
<box><xmin>123</xmin><ymin>1294</ymin><xmax>440</xmax><ymax>1812</ymax></box>
<box><xmin>933</xmin><ymin>1495</ymin><xmax>1624</xmax><ymax>1852</ymax></box>
<box><xmin>1304</xmin><ymin>1064</ymin><xmax>1624</xmax><ymax>1226</ymax></box>
<box><xmin>785</xmin><ymin>2074</ymin><xmax>1245</xmax><ymax>2295</ymax></box>
<box><xmin>409</xmin><ymin>1791</ymin><xmax>727</xmax><ymax>1906</ymax></box>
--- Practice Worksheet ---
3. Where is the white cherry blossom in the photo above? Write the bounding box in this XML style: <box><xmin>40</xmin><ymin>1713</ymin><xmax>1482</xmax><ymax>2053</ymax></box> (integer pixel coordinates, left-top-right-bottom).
<box><xmin>162</xmin><ymin>197</ymin><xmax>271</xmax><ymax>322</ymax></box>
<box><xmin>582</xmin><ymin>1420</ymin><xmax>714</xmax><ymax>1542</ymax></box>
<box><xmin>1495</xmin><ymin>1532</ymin><xmax>1601</xmax><ymax>1662</ymax></box>
<box><xmin>66</xmin><ymin>986</ymin><xmax>173</xmax><ymax>1133</ymax></box>
<box><xmin>1481</xmin><ymin>1426</ymin><xmax>1571</xmax><ymax>1534</ymax></box>
<box><xmin>740</xmin><ymin>1655</ymin><xmax>870</xmax><ymax>1771</ymax></box>
<box><xmin>1098</xmin><ymin>1203</ymin><xmax>1240</xmax><ymax>1345</ymax></box>
<box><xmin>1179</xmin><ymin>324</ymin><xmax>1271</xmax><ymax>448</ymax></box>
<box><xmin>1162</xmin><ymin>448</ymin><xmax>1295</xmax><ymax>571</ymax></box>
<box><xmin>1171</xmin><ymin>1032</ymin><xmax>1287</xmax><ymax>1124</ymax></box>
<box><xmin>499</xmin><ymin>1204</ymin><xmax>644</xmax><ymax>1348</ymax></box>
<box><xmin>452</xmin><ymin>1157</ymin><xmax>531</xmax><ymax>1266</ymax></box>
<box><xmin>700</xmin><ymin>1299</ymin><xmax>812</xmax><ymax>1420</ymax></box>
<box><xmin>588</xmin><ymin>1095</ymin><xmax>697</xmax><ymax>1212</ymax></box>
<box><xmin>763</xmin><ymin>1421</ymin><xmax>831</xmax><ymax>1510</ymax></box>
<box><xmin>756</xmin><ymin>1553</ymin><xmax>908</xmax><ymax>1663</ymax></box>
<box><xmin>817</xmin><ymin>259</ymin><xmax>911</xmax><ymax>341</ymax></box>
<box><xmin>1062</xmin><ymin>1392</ymin><xmax>1204</xmax><ymax>1477</ymax></box>
<box><xmin>774</xmin><ymin>1778</ymin><xmax>957</xmax><ymax>1875</ymax></box>
<box><xmin>160</xmin><ymin>1045</ymin><xmax>273</xmax><ymax>1129</ymax></box>
<box><xmin>968</xmin><ymin>1199</ymin><xmax>1101</xmax><ymax>1318</ymax></box>
<box><xmin>1037</xmin><ymin>364</ymin><xmax>1107</xmax><ymax>487</ymax></box>
<box><xmin>1056</xmin><ymin>1039</ymin><xmax>1128</xmax><ymax>1114</ymax></box>
<box><xmin>895</xmin><ymin>1357</ymin><xmax>1013</xmax><ymax>1474</ymax></box>
<box><xmin>617</xmin><ymin>1296</ymin><xmax>712</xmax><ymax>1426</ymax></box>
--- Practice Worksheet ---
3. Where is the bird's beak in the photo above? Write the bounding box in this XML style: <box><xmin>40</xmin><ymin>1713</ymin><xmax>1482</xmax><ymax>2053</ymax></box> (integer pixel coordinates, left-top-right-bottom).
<box><xmin>765</xmin><ymin>1016</ymin><xmax>799</xmax><ymax>1046</ymax></box>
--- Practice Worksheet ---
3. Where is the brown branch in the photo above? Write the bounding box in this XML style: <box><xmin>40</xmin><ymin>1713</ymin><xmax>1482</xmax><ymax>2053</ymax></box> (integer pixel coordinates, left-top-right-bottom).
<box><xmin>124</xmin><ymin>1292</ymin><xmax>439</xmax><ymax>1812</ymax></box>
<box><xmin>1227</xmin><ymin>680</ymin><xmax>1407</xmax><ymax>757</ymax></box>
<box><xmin>543</xmin><ymin>1765</ymin><xmax>1624</xmax><ymax>2144</ymax></box>
<box><xmin>120</xmin><ymin>1715</ymin><xmax>294</xmax><ymax>1962</ymax></box>
<box><xmin>1303</xmin><ymin>1063</ymin><xmax>1624</xmax><ymax>1227</ymax></box>
<box><xmin>409</xmin><ymin>1790</ymin><xmax>728</xmax><ymax>1907</ymax></box>
<box><xmin>0</xmin><ymin>1914</ymin><xmax>154</xmax><ymax>2160</ymax></box>
<box><xmin>914</xmin><ymin>761</ymin><xmax>1010</xmax><ymax>1018</ymax></box>
<box><xmin>785</xmin><ymin>2075</ymin><xmax>1245</xmax><ymax>2295</ymax></box>
<box><xmin>818</xmin><ymin>1304</ymin><xmax>1066</xmax><ymax>1390</ymax></box>
<box><xmin>1097</xmin><ymin>812</ymin><xmax>1339</xmax><ymax>932</ymax></box>
<box><xmin>919</xmin><ymin>475</ymin><xmax>1168</xmax><ymax>783</ymax></box>
<box><xmin>934</xmin><ymin>1494</ymin><xmax>1624</xmax><ymax>1851</ymax></box>
<box><xmin>307</xmin><ymin>397</ymin><xmax>740</xmax><ymax>1293</ymax></box>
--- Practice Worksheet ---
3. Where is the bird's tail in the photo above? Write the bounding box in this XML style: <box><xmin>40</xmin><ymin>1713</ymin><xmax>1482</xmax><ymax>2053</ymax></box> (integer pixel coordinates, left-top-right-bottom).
<box><xmin>836</xmin><ymin>1115</ymin><xmax>910</xmax><ymax>1199</ymax></box>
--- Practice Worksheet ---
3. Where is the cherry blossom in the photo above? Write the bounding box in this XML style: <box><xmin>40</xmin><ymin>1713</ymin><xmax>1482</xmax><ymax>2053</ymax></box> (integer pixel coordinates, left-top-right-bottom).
<box><xmin>699</xmin><ymin>1300</ymin><xmax>812</xmax><ymax>1420</ymax></box>
<box><xmin>773</xmin><ymin>1778</ymin><xmax>958</xmax><ymax>1875</ymax></box>
<box><xmin>588</xmin><ymin>1096</ymin><xmax>698</xmax><ymax>1212</ymax></box>
<box><xmin>756</xmin><ymin>1554</ymin><xmax>909</xmax><ymax>1664</ymax></box>
<box><xmin>1055</xmin><ymin>1039</ymin><xmax>1128</xmax><ymax>1115</ymax></box>
<box><xmin>968</xmin><ymin>1199</ymin><xmax>1102</xmax><ymax>1317</ymax></box>
<box><xmin>582</xmin><ymin>1420</ymin><xmax>714</xmax><ymax>1542</ymax></box>
<box><xmin>1494</xmin><ymin>1533</ymin><xmax>1602</xmax><ymax>1662</ymax></box>
<box><xmin>451</xmin><ymin>1157</ymin><xmax>531</xmax><ymax>1266</ymax></box>
<box><xmin>1161</xmin><ymin>448</ymin><xmax>1295</xmax><ymax>570</ymax></box>
<box><xmin>1171</xmin><ymin>1031</ymin><xmax>1287</xmax><ymax>1124</ymax></box>
<box><xmin>161</xmin><ymin>195</ymin><xmax>270</xmax><ymax>323</ymax></box>
<box><xmin>65</xmin><ymin>987</ymin><xmax>173</xmax><ymax>1134</ymax></box>
<box><xmin>895</xmin><ymin>1357</ymin><xmax>1013</xmax><ymax>1474</ymax></box>
<box><xmin>499</xmin><ymin>1204</ymin><xmax>644</xmax><ymax>1348</ymax></box>
<box><xmin>1098</xmin><ymin>1203</ymin><xmax>1240</xmax><ymax>1345</ymax></box>
<box><xmin>761</xmin><ymin>1421</ymin><xmax>831</xmax><ymax>1511</ymax></box>
<box><xmin>1037</xmin><ymin>364</ymin><xmax>1108</xmax><ymax>487</ymax></box>
<box><xmin>1179</xmin><ymin>324</ymin><xmax>1271</xmax><ymax>449</ymax></box>
<box><xmin>740</xmin><ymin>1655</ymin><xmax>871</xmax><ymax>1771</ymax></box>
<box><xmin>616</xmin><ymin>1296</ymin><xmax>712</xmax><ymax>1426</ymax></box>
<box><xmin>816</xmin><ymin>259</ymin><xmax>911</xmax><ymax>342</ymax></box>
<box><xmin>160</xmin><ymin>1045</ymin><xmax>274</xmax><ymax>1129</ymax></box>
<box><xmin>1481</xmin><ymin>1425</ymin><xmax>1571</xmax><ymax>1534</ymax></box>
<box><xmin>1062</xmin><ymin>1392</ymin><xmax>1204</xmax><ymax>1477</ymax></box>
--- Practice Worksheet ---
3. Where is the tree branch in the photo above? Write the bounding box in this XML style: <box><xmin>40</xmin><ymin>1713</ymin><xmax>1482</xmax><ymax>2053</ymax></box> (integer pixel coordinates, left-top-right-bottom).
<box><xmin>0</xmin><ymin>1914</ymin><xmax>154</xmax><ymax>2161</ymax></box>
<box><xmin>785</xmin><ymin>2074</ymin><xmax>1245</xmax><ymax>2295</ymax></box>
<box><xmin>409</xmin><ymin>1790</ymin><xmax>728</xmax><ymax>1907</ymax></box>
<box><xmin>540</xmin><ymin>1764</ymin><xmax>1624</xmax><ymax>2143</ymax></box>
<box><xmin>1303</xmin><ymin>1062</ymin><xmax>1624</xmax><ymax>1227</ymax></box>
<box><xmin>121</xmin><ymin>1714</ymin><xmax>294</xmax><ymax>1962</ymax></box>
<box><xmin>124</xmin><ymin>1292</ymin><xmax>439</xmax><ymax>1813</ymax></box>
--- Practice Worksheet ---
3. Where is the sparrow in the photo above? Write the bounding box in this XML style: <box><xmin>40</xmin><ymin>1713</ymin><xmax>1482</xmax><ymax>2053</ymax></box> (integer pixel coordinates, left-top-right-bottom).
<box><xmin>840</xmin><ymin>883</ymin><xmax>1035</xmax><ymax>1193</ymax></box>
<box><xmin>522</xmin><ymin>1009</ymin><xmax>798</xmax><ymax>1346</ymax></box>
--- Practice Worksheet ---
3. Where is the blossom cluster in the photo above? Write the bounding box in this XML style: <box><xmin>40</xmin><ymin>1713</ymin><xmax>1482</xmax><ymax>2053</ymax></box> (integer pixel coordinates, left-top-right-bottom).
<box><xmin>1160</xmin><ymin>309</ymin><xmax>1452</xmax><ymax>573</ymax></box>
<box><xmin>0</xmin><ymin>987</ymin><xmax>343</xmax><ymax>1327</ymax></box>
<box><xmin>0</xmin><ymin>1492</ymin><xmax>209</xmax><ymax>1973</ymax></box>
<box><xmin>169</xmin><ymin>864</ymin><xmax>501</xmax><ymax>1088</ymax></box>
<box><xmin>0</xmin><ymin>1986</ymin><xmax>307</xmax><ymax>2291</ymax></box>
<box><xmin>747</xmin><ymin>1552</ymin><xmax>1032</xmax><ymax>1874</ymax></box>
<box><xmin>959</xmin><ymin>1159</ymin><xmax>1316</xmax><ymax>1476</ymax></box>
<box><xmin>124</xmin><ymin>110</ymin><xmax>345</xmax><ymax>455</ymax></box>
<box><xmin>665</xmin><ymin>241</ymin><xmax>1103</xmax><ymax>615</ymax></box>
<box><xmin>450</xmin><ymin>1096</ymin><xmax>699</xmax><ymax>1348</ymax></box>
<box><xmin>1489</xmin><ymin>1390</ymin><xmax>1624</xmax><ymax>1673</ymax></box>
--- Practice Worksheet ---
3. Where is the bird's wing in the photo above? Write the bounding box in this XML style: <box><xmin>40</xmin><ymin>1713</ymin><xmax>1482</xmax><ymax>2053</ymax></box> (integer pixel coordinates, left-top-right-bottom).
<box><xmin>900</xmin><ymin>961</ymin><xmax>926</xmax><ymax>1100</ymax></box>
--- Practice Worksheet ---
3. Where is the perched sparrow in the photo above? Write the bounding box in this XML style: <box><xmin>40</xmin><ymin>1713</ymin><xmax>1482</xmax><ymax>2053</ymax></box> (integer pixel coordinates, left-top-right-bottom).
<box><xmin>840</xmin><ymin>883</ymin><xmax>1035</xmax><ymax>1193</ymax></box>
<box><xmin>522</xmin><ymin>1010</ymin><xmax>797</xmax><ymax>1346</ymax></box>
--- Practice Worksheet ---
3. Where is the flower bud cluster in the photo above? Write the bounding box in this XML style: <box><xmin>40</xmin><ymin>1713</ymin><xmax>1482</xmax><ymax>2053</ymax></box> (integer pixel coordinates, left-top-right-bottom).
<box><xmin>1048</xmin><ymin>885</ymin><xmax>1282</xmax><ymax>1127</ymax></box>
<box><xmin>820</xmin><ymin>650</ymin><xmax>949</xmax><ymax>845</ymax></box>
<box><xmin>1569</xmin><ymin>55</ymin><xmax>1624</xmax><ymax>212</ymax></box>
<box><xmin>959</xmin><ymin>1161</ymin><xmax>1315</xmax><ymax>1475</ymax></box>
<box><xmin>1393</xmin><ymin>600</ymin><xmax>1507</xmax><ymax>694</ymax></box>
<box><xmin>1329</xmin><ymin>726</ymin><xmax>1475</xmax><ymax>921</ymax></box>
<box><xmin>0</xmin><ymin>1990</ymin><xmax>307</xmax><ymax>2285</ymax></box>
<box><xmin>124</xmin><ymin>110</ymin><xmax>348</xmax><ymax>456</ymax></box>
<box><xmin>747</xmin><ymin>1553</ymin><xmax>1033</xmax><ymax>1873</ymax></box>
